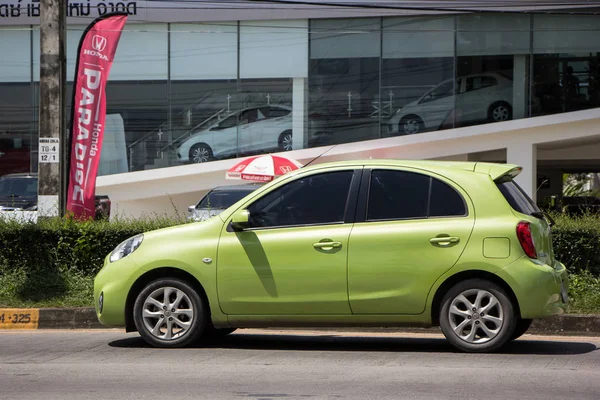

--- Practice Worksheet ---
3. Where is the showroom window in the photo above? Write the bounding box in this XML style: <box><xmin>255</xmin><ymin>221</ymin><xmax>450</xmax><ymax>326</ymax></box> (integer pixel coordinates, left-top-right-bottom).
<box><xmin>310</xmin><ymin>18</ymin><xmax>381</xmax><ymax>144</ymax></box>
<box><xmin>382</xmin><ymin>16</ymin><xmax>455</xmax><ymax>136</ymax></box>
<box><xmin>533</xmin><ymin>15</ymin><xmax>600</xmax><ymax>116</ymax></box>
<box><xmin>0</xmin><ymin>28</ymin><xmax>34</xmax><ymax>178</ymax></box>
<box><xmin>246</xmin><ymin>170</ymin><xmax>354</xmax><ymax>228</ymax></box>
<box><xmin>456</xmin><ymin>14</ymin><xmax>531</xmax><ymax>127</ymax></box>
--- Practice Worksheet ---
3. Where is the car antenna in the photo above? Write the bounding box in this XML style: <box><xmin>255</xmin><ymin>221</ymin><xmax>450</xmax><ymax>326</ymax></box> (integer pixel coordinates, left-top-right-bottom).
<box><xmin>302</xmin><ymin>144</ymin><xmax>338</xmax><ymax>168</ymax></box>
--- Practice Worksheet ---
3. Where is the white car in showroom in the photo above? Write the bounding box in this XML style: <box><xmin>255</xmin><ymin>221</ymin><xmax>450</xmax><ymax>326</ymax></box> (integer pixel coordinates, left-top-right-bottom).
<box><xmin>387</xmin><ymin>73</ymin><xmax>514</xmax><ymax>136</ymax></box>
<box><xmin>177</xmin><ymin>105</ymin><xmax>330</xmax><ymax>163</ymax></box>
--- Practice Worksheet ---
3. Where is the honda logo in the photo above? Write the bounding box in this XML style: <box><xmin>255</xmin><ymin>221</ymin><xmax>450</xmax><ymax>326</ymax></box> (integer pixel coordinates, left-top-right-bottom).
<box><xmin>91</xmin><ymin>35</ymin><xmax>107</xmax><ymax>52</ymax></box>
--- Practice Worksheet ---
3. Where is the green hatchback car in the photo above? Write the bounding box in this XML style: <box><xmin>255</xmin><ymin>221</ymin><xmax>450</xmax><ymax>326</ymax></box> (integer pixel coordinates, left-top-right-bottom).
<box><xmin>94</xmin><ymin>160</ymin><xmax>569</xmax><ymax>352</ymax></box>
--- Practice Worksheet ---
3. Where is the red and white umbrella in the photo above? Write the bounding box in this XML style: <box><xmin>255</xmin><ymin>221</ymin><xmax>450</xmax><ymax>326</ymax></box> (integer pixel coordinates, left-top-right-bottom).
<box><xmin>226</xmin><ymin>154</ymin><xmax>303</xmax><ymax>182</ymax></box>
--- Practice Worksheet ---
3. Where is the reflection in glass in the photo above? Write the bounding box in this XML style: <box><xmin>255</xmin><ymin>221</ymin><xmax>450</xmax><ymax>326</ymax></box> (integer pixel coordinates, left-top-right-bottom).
<box><xmin>310</xmin><ymin>18</ymin><xmax>381</xmax><ymax>145</ymax></box>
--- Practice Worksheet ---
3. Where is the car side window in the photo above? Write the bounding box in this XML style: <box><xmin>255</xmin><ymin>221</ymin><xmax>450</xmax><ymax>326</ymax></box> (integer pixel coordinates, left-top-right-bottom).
<box><xmin>367</xmin><ymin>170</ymin><xmax>429</xmax><ymax>220</ymax></box>
<box><xmin>367</xmin><ymin>170</ymin><xmax>466</xmax><ymax>221</ymax></box>
<box><xmin>217</xmin><ymin>114</ymin><xmax>238</xmax><ymax>129</ymax></box>
<box><xmin>429</xmin><ymin>178</ymin><xmax>466</xmax><ymax>217</ymax></box>
<box><xmin>246</xmin><ymin>171</ymin><xmax>354</xmax><ymax>228</ymax></box>
<box><xmin>466</xmin><ymin>76</ymin><xmax>497</xmax><ymax>92</ymax></box>
<box><xmin>268</xmin><ymin>107</ymin><xmax>291</xmax><ymax>118</ymax></box>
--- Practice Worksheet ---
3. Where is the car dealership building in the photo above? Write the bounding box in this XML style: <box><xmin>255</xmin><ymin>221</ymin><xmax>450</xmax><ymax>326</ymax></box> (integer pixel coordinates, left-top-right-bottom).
<box><xmin>2</xmin><ymin>0</ymin><xmax>600</xmax><ymax>217</ymax></box>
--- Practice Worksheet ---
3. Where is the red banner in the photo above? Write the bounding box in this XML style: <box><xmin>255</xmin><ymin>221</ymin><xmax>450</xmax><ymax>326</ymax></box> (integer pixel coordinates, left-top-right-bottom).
<box><xmin>66</xmin><ymin>13</ymin><xmax>127</xmax><ymax>219</ymax></box>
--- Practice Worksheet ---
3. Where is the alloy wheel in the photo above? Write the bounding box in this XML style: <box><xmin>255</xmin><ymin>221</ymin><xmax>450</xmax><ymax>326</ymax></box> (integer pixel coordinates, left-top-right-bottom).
<box><xmin>192</xmin><ymin>146</ymin><xmax>210</xmax><ymax>163</ymax></box>
<box><xmin>141</xmin><ymin>286</ymin><xmax>194</xmax><ymax>341</ymax></box>
<box><xmin>282</xmin><ymin>133</ymin><xmax>293</xmax><ymax>151</ymax></box>
<box><xmin>448</xmin><ymin>288</ymin><xmax>504</xmax><ymax>344</ymax></box>
<box><xmin>403</xmin><ymin>119</ymin><xmax>420</xmax><ymax>134</ymax></box>
<box><xmin>492</xmin><ymin>105</ymin><xmax>510</xmax><ymax>121</ymax></box>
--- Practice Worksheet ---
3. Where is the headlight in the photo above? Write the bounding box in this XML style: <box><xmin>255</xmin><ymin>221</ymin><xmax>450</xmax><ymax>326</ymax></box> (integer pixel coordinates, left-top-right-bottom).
<box><xmin>110</xmin><ymin>234</ymin><xmax>144</xmax><ymax>262</ymax></box>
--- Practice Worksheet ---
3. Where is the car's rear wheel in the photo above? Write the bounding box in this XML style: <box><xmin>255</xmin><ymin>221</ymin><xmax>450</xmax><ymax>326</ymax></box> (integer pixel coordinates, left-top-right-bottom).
<box><xmin>439</xmin><ymin>279</ymin><xmax>516</xmax><ymax>353</ymax></box>
<box><xmin>488</xmin><ymin>102</ymin><xmax>512</xmax><ymax>122</ymax></box>
<box><xmin>278</xmin><ymin>130</ymin><xmax>293</xmax><ymax>151</ymax></box>
<box><xmin>189</xmin><ymin>143</ymin><xmax>213</xmax><ymax>163</ymax></box>
<box><xmin>399</xmin><ymin>115</ymin><xmax>424</xmax><ymax>135</ymax></box>
<box><xmin>511</xmin><ymin>318</ymin><xmax>533</xmax><ymax>340</ymax></box>
<box><xmin>133</xmin><ymin>278</ymin><xmax>206</xmax><ymax>348</ymax></box>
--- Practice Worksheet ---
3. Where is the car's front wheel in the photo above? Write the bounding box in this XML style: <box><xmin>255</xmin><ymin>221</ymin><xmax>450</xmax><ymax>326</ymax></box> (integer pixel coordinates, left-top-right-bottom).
<box><xmin>278</xmin><ymin>130</ymin><xmax>293</xmax><ymax>151</ymax></box>
<box><xmin>189</xmin><ymin>143</ymin><xmax>213</xmax><ymax>163</ymax></box>
<box><xmin>133</xmin><ymin>278</ymin><xmax>206</xmax><ymax>348</ymax></box>
<box><xmin>439</xmin><ymin>279</ymin><xmax>516</xmax><ymax>353</ymax></box>
<box><xmin>399</xmin><ymin>115</ymin><xmax>424</xmax><ymax>135</ymax></box>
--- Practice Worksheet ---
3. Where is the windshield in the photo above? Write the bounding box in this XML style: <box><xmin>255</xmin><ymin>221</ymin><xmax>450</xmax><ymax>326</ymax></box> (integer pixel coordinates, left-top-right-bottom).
<box><xmin>496</xmin><ymin>180</ymin><xmax>540</xmax><ymax>215</ymax></box>
<box><xmin>196</xmin><ymin>189</ymin><xmax>253</xmax><ymax>209</ymax></box>
<box><xmin>0</xmin><ymin>177</ymin><xmax>37</xmax><ymax>197</ymax></box>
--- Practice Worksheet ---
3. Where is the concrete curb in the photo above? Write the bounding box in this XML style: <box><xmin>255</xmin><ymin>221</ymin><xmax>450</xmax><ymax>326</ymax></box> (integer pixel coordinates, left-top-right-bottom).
<box><xmin>2</xmin><ymin>308</ymin><xmax>598</xmax><ymax>336</ymax></box>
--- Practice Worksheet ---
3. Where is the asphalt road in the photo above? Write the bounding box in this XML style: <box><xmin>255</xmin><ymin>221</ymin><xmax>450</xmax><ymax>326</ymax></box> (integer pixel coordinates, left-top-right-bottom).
<box><xmin>1</xmin><ymin>329</ymin><xmax>599</xmax><ymax>400</ymax></box>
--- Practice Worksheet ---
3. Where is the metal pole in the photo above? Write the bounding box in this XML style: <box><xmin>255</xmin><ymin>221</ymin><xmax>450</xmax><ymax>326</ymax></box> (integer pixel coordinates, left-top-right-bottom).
<box><xmin>38</xmin><ymin>0</ymin><xmax>66</xmax><ymax>218</ymax></box>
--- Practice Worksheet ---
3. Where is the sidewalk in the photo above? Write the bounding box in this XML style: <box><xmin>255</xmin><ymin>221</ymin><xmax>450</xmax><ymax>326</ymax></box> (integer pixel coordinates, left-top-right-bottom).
<box><xmin>2</xmin><ymin>307</ymin><xmax>600</xmax><ymax>336</ymax></box>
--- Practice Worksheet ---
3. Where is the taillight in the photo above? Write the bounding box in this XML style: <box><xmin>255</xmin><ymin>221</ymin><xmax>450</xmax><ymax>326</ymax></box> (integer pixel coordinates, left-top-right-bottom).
<box><xmin>517</xmin><ymin>221</ymin><xmax>537</xmax><ymax>259</ymax></box>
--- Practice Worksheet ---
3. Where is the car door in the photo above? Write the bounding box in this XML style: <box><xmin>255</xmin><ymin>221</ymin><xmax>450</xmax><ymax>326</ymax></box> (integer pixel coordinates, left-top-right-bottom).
<box><xmin>417</xmin><ymin>79</ymin><xmax>457</xmax><ymax>130</ymax></box>
<box><xmin>217</xmin><ymin>168</ymin><xmax>361</xmax><ymax>315</ymax></box>
<box><xmin>237</xmin><ymin>108</ymin><xmax>258</xmax><ymax>153</ymax></box>
<box><xmin>348</xmin><ymin>168</ymin><xmax>475</xmax><ymax>315</ymax></box>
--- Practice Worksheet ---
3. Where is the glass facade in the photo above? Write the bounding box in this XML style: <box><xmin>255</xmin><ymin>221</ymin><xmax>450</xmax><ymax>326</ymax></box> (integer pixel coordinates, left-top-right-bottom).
<box><xmin>1</xmin><ymin>14</ymin><xmax>600</xmax><ymax>177</ymax></box>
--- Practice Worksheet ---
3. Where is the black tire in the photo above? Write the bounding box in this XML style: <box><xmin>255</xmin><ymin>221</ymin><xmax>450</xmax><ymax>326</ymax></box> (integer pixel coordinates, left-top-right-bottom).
<box><xmin>398</xmin><ymin>115</ymin><xmax>424</xmax><ymax>135</ymax></box>
<box><xmin>202</xmin><ymin>326</ymin><xmax>237</xmax><ymax>341</ymax></box>
<box><xmin>488</xmin><ymin>102</ymin><xmax>512</xmax><ymax>122</ymax></box>
<box><xmin>189</xmin><ymin>143</ymin><xmax>213</xmax><ymax>163</ymax></box>
<box><xmin>278</xmin><ymin>130</ymin><xmax>293</xmax><ymax>151</ymax></box>
<box><xmin>133</xmin><ymin>278</ymin><xmax>207</xmax><ymax>348</ymax></box>
<box><xmin>511</xmin><ymin>318</ymin><xmax>533</xmax><ymax>340</ymax></box>
<box><xmin>439</xmin><ymin>278</ymin><xmax>516</xmax><ymax>353</ymax></box>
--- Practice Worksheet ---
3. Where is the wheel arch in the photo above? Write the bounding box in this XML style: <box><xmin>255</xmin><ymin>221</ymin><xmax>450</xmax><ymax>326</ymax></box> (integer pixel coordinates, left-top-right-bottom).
<box><xmin>124</xmin><ymin>267</ymin><xmax>211</xmax><ymax>333</ymax></box>
<box><xmin>430</xmin><ymin>270</ymin><xmax>521</xmax><ymax>326</ymax></box>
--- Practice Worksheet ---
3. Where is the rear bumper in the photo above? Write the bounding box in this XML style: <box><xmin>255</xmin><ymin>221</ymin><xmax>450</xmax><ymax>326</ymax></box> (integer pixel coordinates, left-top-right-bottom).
<box><xmin>496</xmin><ymin>257</ymin><xmax>569</xmax><ymax>319</ymax></box>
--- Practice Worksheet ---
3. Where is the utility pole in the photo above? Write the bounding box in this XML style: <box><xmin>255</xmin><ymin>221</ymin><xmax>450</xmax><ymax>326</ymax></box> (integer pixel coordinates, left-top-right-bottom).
<box><xmin>38</xmin><ymin>0</ymin><xmax>66</xmax><ymax>218</ymax></box>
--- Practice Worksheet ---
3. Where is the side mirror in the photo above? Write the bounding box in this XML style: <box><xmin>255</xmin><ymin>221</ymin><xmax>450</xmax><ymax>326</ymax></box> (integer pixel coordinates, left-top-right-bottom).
<box><xmin>188</xmin><ymin>205</ymin><xmax>195</xmax><ymax>213</ymax></box>
<box><xmin>231</xmin><ymin>209</ymin><xmax>250</xmax><ymax>231</ymax></box>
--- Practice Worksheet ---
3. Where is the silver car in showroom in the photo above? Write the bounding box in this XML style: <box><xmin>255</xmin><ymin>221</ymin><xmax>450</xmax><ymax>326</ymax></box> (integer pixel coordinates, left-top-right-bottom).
<box><xmin>177</xmin><ymin>105</ymin><xmax>331</xmax><ymax>163</ymax></box>
<box><xmin>387</xmin><ymin>73</ymin><xmax>514</xmax><ymax>136</ymax></box>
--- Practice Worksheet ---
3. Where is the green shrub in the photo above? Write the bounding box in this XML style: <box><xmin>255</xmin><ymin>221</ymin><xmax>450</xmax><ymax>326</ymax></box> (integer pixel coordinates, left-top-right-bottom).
<box><xmin>550</xmin><ymin>212</ymin><xmax>600</xmax><ymax>276</ymax></box>
<box><xmin>1</xmin><ymin>213</ymin><xmax>600</xmax><ymax>310</ymax></box>
<box><xmin>0</xmin><ymin>216</ymin><xmax>183</xmax><ymax>307</ymax></box>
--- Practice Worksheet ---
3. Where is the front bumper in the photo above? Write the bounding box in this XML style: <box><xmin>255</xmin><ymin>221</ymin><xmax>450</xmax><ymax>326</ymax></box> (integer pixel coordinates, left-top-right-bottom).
<box><xmin>496</xmin><ymin>257</ymin><xmax>569</xmax><ymax>319</ymax></box>
<box><xmin>94</xmin><ymin>255</ymin><xmax>140</xmax><ymax>327</ymax></box>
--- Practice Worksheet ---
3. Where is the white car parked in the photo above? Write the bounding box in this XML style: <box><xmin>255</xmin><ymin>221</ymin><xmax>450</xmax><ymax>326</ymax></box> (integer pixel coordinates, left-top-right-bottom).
<box><xmin>177</xmin><ymin>105</ymin><xmax>330</xmax><ymax>164</ymax></box>
<box><xmin>387</xmin><ymin>73</ymin><xmax>514</xmax><ymax>136</ymax></box>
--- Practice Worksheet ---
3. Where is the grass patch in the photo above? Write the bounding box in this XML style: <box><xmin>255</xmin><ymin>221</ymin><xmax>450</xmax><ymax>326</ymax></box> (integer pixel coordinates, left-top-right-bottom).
<box><xmin>566</xmin><ymin>272</ymin><xmax>600</xmax><ymax>314</ymax></box>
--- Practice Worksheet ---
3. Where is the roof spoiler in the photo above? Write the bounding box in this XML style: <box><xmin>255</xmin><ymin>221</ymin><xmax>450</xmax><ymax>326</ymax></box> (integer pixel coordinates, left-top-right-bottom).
<box><xmin>474</xmin><ymin>163</ymin><xmax>522</xmax><ymax>183</ymax></box>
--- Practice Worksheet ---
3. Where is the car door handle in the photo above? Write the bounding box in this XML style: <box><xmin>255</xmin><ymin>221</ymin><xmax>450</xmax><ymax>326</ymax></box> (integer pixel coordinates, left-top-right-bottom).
<box><xmin>430</xmin><ymin>236</ymin><xmax>460</xmax><ymax>245</ymax></box>
<box><xmin>313</xmin><ymin>241</ymin><xmax>342</xmax><ymax>250</ymax></box>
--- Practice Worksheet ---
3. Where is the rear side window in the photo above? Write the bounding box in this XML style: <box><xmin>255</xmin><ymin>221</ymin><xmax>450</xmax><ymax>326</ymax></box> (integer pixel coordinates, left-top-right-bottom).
<box><xmin>367</xmin><ymin>170</ymin><xmax>466</xmax><ymax>221</ymax></box>
<box><xmin>430</xmin><ymin>178</ymin><xmax>466</xmax><ymax>217</ymax></box>
<box><xmin>496</xmin><ymin>180</ymin><xmax>540</xmax><ymax>215</ymax></box>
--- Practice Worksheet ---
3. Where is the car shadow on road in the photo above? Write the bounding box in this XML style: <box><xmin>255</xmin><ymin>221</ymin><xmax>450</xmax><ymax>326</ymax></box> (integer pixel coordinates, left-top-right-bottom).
<box><xmin>109</xmin><ymin>332</ymin><xmax>598</xmax><ymax>355</ymax></box>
